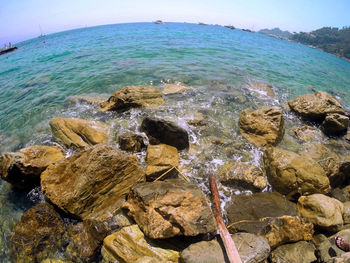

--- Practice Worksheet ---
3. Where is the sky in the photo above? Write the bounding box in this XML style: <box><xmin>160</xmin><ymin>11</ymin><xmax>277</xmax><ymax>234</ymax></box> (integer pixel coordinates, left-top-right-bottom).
<box><xmin>0</xmin><ymin>0</ymin><xmax>350</xmax><ymax>45</ymax></box>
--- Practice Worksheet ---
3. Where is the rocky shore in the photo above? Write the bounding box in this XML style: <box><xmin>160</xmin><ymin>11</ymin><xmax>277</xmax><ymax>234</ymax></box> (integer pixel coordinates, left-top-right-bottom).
<box><xmin>1</xmin><ymin>83</ymin><xmax>350</xmax><ymax>263</ymax></box>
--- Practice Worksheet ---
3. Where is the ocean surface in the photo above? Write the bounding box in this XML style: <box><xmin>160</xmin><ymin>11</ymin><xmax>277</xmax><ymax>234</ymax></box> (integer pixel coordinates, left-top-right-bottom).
<box><xmin>0</xmin><ymin>22</ymin><xmax>350</xmax><ymax>261</ymax></box>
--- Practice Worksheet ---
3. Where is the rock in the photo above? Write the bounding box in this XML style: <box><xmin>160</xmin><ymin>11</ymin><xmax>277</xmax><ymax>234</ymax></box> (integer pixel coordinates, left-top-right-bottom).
<box><xmin>180</xmin><ymin>233</ymin><xmax>270</xmax><ymax>263</ymax></box>
<box><xmin>345</xmin><ymin>133</ymin><xmax>350</xmax><ymax>143</ymax></box>
<box><xmin>118</xmin><ymin>132</ymin><xmax>145</xmax><ymax>153</ymax></box>
<box><xmin>263</xmin><ymin>147</ymin><xmax>330</xmax><ymax>198</ymax></box>
<box><xmin>9</xmin><ymin>203</ymin><xmax>68</xmax><ymax>263</ymax></box>
<box><xmin>270</xmin><ymin>241</ymin><xmax>317</xmax><ymax>263</ymax></box>
<box><xmin>316</xmin><ymin>229</ymin><xmax>350</xmax><ymax>262</ymax></box>
<box><xmin>145</xmin><ymin>144</ymin><xmax>179</xmax><ymax>180</ymax></box>
<box><xmin>66</xmin><ymin>219</ymin><xmax>110</xmax><ymax>263</ymax></box>
<box><xmin>161</xmin><ymin>83</ymin><xmax>191</xmax><ymax>95</ymax></box>
<box><xmin>247</xmin><ymin>82</ymin><xmax>275</xmax><ymax>98</ymax></box>
<box><xmin>41</xmin><ymin>260</ymin><xmax>73</xmax><ymax>263</ymax></box>
<box><xmin>50</xmin><ymin>117</ymin><xmax>108</xmax><ymax>150</ymax></box>
<box><xmin>123</xmin><ymin>179</ymin><xmax>216</xmax><ymax>239</ymax></box>
<box><xmin>297</xmin><ymin>194</ymin><xmax>344</xmax><ymax>231</ymax></box>
<box><xmin>323</xmin><ymin>113</ymin><xmax>349</xmax><ymax>135</ymax></box>
<box><xmin>101</xmin><ymin>225</ymin><xmax>179</xmax><ymax>263</ymax></box>
<box><xmin>326</xmin><ymin>253</ymin><xmax>350</xmax><ymax>263</ymax></box>
<box><xmin>65</xmin><ymin>94</ymin><xmax>107</xmax><ymax>106</ymax></box>
<box><xmin>187</xmin><ymin>113</ymin><xmax>208</xmax><ymax>127</ymax></box>
<box><xmin>289</xmin><ymin>125</ymin><xmax>322</xmax><ymax>142</ymax></box>
<box><xmin>216</xmin><ymin>162</ymin><xmax>267</xmax><ymax>192</ymax></box>
<box><xmin>288</xmin><ymin>91</ymin><xmax>345</xmax><ymax>122</ymax></box>
<box><xmin>140</xmin><ymin>117</ymin><xmax>189</xmax><ymax>150</ymax></box>
<box><xmin>343</xmin><ymin>202</ymin><xmax>350</xmax><ymax>224</ymax></box>
<box><xmin>100</xmin><ymin>85</ymin><xmax>164</xmax><ymax>111</ymax></box>
<box><xmin>238</xmin><ymin>107</ymin><xmax>284</xmax><ymax>147</ymax></box>
<box><xmin>0</xmin><ymin>145</ymin><xmax>64</xmax><ymax>188</ymax></box>
<box><xmin>41</xmin><ymin>144</ymin><xmax>145</xmax><ymax>221</ymax></box>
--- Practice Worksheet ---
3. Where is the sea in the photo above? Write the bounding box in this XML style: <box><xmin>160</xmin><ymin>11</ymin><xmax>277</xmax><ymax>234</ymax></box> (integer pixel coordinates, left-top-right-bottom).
<box><xmin>0</xmin><ymin>22</ymin><xmax>350</xmax><ymax>261</ymax></box>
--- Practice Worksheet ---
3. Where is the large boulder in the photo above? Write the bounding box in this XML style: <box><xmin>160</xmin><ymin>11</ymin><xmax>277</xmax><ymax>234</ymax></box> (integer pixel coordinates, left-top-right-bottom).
<box><xmin>216</xmin><ymin>162</ymin><xmax>267</xmax><ymax>192</ymax></box>
<box><xmin>288</xmin><ymin>91</ymin><xmax>345</xmax><ymax>122</ymax></box>
<box><xmin>0</xmin><ymin>145</ymin><xmax>64</xmax><ymax>188</ymax></box>
<box><xmin>140</xmin><ymin>117</ymin><xmax>189</xmax><ymax>150</ymax></box>
<box><xmin>238</xmin><ymin>107</ymin><xmax>284</xmax><ymax>147</ymax></box>
<box><xmin>123</xmin><ymin>179</ymin><xmax>216</xmax><ymax>239</ymax></box>
<box><xmin>323</xmin><ymin>113</ymin><xmax>349</xmax><ymax>135</ymax></box>
<box><xmin>145</xmin><ymin>144</ymin><xmax>179</xmax><ymax>180</ymax></box>
<box><xmin>41</xmin><ymin>144</ymin><xmax>145</xmax><ymax>221</ymax></box>
<box><xmin>9</xmin><ymin>203</ymin><xmax>68</xmax><ymax>263</ymax></box>
<box><xmin>101</xmin><ymin>225</ymin><xmax>179</xmax><ymax>263</ymax></box>
<box><xmin>100</xmin><ymin>85</ymin><xmax>164</xmax><ymax>111</ymax></box>
<box><xmin>180</xmin><ymin>232</ymin><xmax>270</xmax><ymax>263</ymax></box>
<box><xmin>297</xmin><ymin>194</ymin><xmax>344</xmax><ymax>231</ymax></box>
<box><xmin>264</xmin><ymin>147</ymin><xmax>330</xmax><ymax>198</ymax></box>
<box><xmin>117</xmin><ymin>132</ymin><xmax>145</xmax><ymax>153</ymax></box>
<box><xmin>50</xmin><ymin>117</ymin><xmax>108</xmax><ymax>150</ymax></box>
<box><xmin>270</xmin><ymin>241</ymin><xmax>317</xmax><ymax>263</ymax></box>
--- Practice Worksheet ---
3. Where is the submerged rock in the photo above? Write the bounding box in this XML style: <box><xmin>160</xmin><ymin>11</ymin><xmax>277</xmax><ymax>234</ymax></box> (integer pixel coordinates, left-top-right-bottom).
<box><xmin>180</xmin><ymin>233</ymin><xmax>270</xmax><ymax>263</ymax></box>
<box><xmin>100</xmin><ymin>85</ymin><xmax>164</xmax><ymax>111</ymax></box>
<box><xmin>246</xmin><ymin>82</ymin><xmax>275</xmax><ymax>98</ymax></box>
<box><xmin>289</xmin><ymin>125</ymin><xmax>322</xmax><ymax>142</ymax></box>
<box><xmin>264</xmin><ymin>147</ymin><xmax>330</xmax><ymax>198</ymax></box>
<box><xmin>140</xmin><ymin>117</ymin><xmax>189</xmax><ymax>150</ymax></box>
<box><xmin>0</xmin><ymin>145</ymin><xmax>64</xmax><ymax>189</ymax></box>
<box><xmin>288</xmin><ymin>91</ymin><xmax>345</xmax><ymax>122</ymax></box>
<box><xmin>297</xmin><ymin>194</ymin><xmax>344</xmax><ymax>232</ymax></box>
<box><xmin>216</xmin><ymin>162</ymin><xmax>267</xmax><ymax>191</ymax></box>
<box><xmin>187</xmin><ymin>112</ymin><xmax>208</xmax><ymax>127</ymax></box>
<box><xmin>50</xmin><ymin>117</ymin><xmax>108</xmax><ymax>150</ymax></box>
<box><xmin>145</xmin><ymin>144</ymin><xmax>179</xmax><ymax>180</ymax></box>
<box><xmin>117</xmin><ymin>132</ymin><xmax>145</xmax><ymax>153</ymax></box>
<box><xmin>9</xmin><ymin>203</ymin><xmax>68</xmax><ymax>263</ymax></box>
<box><xmin>270</xmin><ymin>241</ymin><xmax>317</xmax><ymax>263</ymax></box>
<box><xmin>123</xmin><ymin>179</ymin><xmax>216</xmax><ymax>239</ymax></box>
<box><xmin>41</xmin><ymin>144</ymin><xmax>145</xmax><ymax>221</ymax></box>
<box><xmin>239</xmin><ymin>106</ymin><xmax>284</xmax><ymax>147</ymax></box>
<box><xmin>161</xmin><ymin>83</ymin><xmax>191</xmax><ymax>95</ymax></box>
<box><xmin>101</xmin><ymin>225</ymin><xmax>179</xmax><ymax>263</ymax></box>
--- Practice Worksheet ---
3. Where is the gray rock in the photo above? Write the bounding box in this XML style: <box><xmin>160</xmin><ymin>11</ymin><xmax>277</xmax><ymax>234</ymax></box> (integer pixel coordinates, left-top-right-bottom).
<box><xmin>270</xmin><ymin>241</ymin><xmax>316</xmax><ymax>263</ymax></box>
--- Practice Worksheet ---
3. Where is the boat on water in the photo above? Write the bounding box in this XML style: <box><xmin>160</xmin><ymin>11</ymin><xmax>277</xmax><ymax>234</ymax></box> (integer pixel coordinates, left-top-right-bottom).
<box><xmin>154</xmin><ymin>20</ymin><xmax>164</xmax><ymax>24</ymax></box>
<box><xmin>0</xmin><ymin>46</ymin><xmax>18</xmax><ymax>56</ymax></box>
<box><xmin>242</xmin><ymin>29</ymin><xmax>254</xmax><ymax>33</ymax></box>
<box><xmin>225</xmin><ymin>25</ymin><xmax>235</xmax><ymax>30</ymax></box>
<box><xmin>198</xmin><ymin>22</ymin><xmax>208</xmax><ymax>25</ymax></box>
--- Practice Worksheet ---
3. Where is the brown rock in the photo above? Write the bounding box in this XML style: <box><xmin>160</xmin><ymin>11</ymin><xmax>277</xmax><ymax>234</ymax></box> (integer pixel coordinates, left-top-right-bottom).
<box><xmin>65</xmin><ymin>95</ymin><xmax>107</xmax><ymax>106</ymax></box>
<box><xmin>140</xmin><ymin>117</ymin><xmax>189</xmax><ymax>150</ymax></box>
<box><xmin>270</xmin><ymin>241</ymin><xmax>317</xmax><ymax>263</ymax></box>
<box><xmin>123</xmin><ymin>179</ymin><xmax>216</xmax><ymax>239</ymax></box>
<box><xmin>9</xmin><ymin>203</ymin><xmax>67</xmax><ymax>263</ymax></box>
<box><xmin>289</xmin><ymin>125</ymin><xmax>322</xmax><ymax>142</ymax></box>
<box><xmin>41</xmin><ymin>144</ymin><xmax>145</xmax><ymax>221</ymax></box>
<box><xmin>343</xmin><ymin>202</ymin><xmax>350</xmax><ymax>224</ymax></box>
<box><xmin>50</xmin><ymin>117</ymin><xmax>108</xmax><ymax>150</ymax></box>
<box><xmin>323</xmin><ymin>113</ymin><xmax>349</xmax><ymax>135</ymax></box>
<box><xmin>161</xmin><ymin>83</ymin><xmax>191</xmax><ymax>95</ymax></box>
<box><xmin>145</xmin><ymin>144</ymin><xmax>179</xmax><ymax>180</ymax></box>
<box><xmin>100</xmin><ymin>85</ymin><xmax>164</xmax><ymax>111</ymax></box>
<box><xmin>239</xmin><ymin>107</ymin><xmax>284</xmax><ymax>147</ymax></box>
<box><xmin>288</xmin><ymin>91</ymin><xmax>345</xmax><ymax>122</ymax></box>
<box><xmin>118</xmin><ymin>132</ymin><xmax>145</xmax><ymax>153</ymax></box>
<box><xmin>297</xmin><ymin>194</ymin><xmax>344</xmax><ymax>231</ymax></box>
<box><xmin>66</xmin><ymin>219</ymin><xmax>110</xmax><ymax>263</ymax></box>
<box><xmin>247</xmin><ymin>82</ymin><xmax>275</xmax><ymax>98</ymax></box>
<box><xmin>0</xmin><ymin>145</ymin><xmax>64</xmax><ymax>188</ymax></box>
<box><xmin>216</xmin><ymin>162</ymin><xmax>267</xmax><ymax>191</ymax></box>
<box><xmin>101</xmin><ymin>225</ymin><xmax>179</xmax><ymax>263</ymax></box>
<box><xmin>263</xmin><ymin>147</ymin><xmax>330</xmax><ymax>198</ymax></box>
<box><xmin>187</xmin><ymin>113</ymin><xmax>208</xmax><ymax>127</ymax></box>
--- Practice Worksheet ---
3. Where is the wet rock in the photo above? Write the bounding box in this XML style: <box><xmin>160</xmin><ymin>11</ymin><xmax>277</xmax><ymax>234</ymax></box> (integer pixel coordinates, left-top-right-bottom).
<box><xmin>180</xmin><ymin>232</ymin><xmax>270</xmax><ymax>263</ymax></box>
<box><xmin>161</xmin><ymin>83</ymin><xmax>191</xmax><ymax>95</ymax></box>
<box><xmin>297</xmin><ymin>194</ymin><xmax>344</xmax><ymax>231</ymax></box>
<box><xmin>65</xmin><ymin>94</ymin><xmax>107</xmax><ymax>106</ymax></box>
<box><xmin>316</xmin><ymin>229</ymin><xmax>350</xmax><ymax>262</ymax></box>
<box><xmin>323</xmin><ymin>113</ymin><xmax>349</xmax><ymax>135</ymax></box>
<box><xmin>145</xmin><ymin>144</ymin><xmax>179</xmax><ymax>180</ymax></box>
<box><xmin>288</xmin><ymin>91</ymin><xmax>345</xmax><ymax>122</ymax></box>
<box><xmin>140</xmin><ymin>117</ymin><xmax>189</xmax><ymax>150</ymax></box>
<box><xmin>343</xmin><ymin>202</ymin><xmax>350</xmax><ymax>224</ymax></box>
<box><xmin>247</xmin><ymin>82</ymin><xmax>275</xmax><ymax>98</ymax></box>
<box><xmin>216</xmin><ymin>162</ymin><xmax>267</xmax><ymax>192</ymax></box>
<box><xmin>123</xmin><ymin>179</ymin><xmax>216</xmax><ymax>239</ymax></box>
<box><xmin>0</xmin><ymin>145</ymin><xmax>64</xmax><ymax>188</ymax></box>
<box><xmin>289</xmin><ymin>125</ymin><xmax>322</xmax><ymax>142</ymax></box>
<box><xmin>187</xmin><ymin>112</ymin><xmax>208</xmax><ymax>127</ymax></box>
<box><xmin>270</xmin><ymin>241</ymin><xmax>317</xmax><ymax>263</ymax></box>
<box><xmin>264</xmin><ymin>147</ymin><xmax>330</xmax><ymax>198</ymax></box>
<box><xmin>50</xmin><ymin>117</ymin><xmax>108</xmax><ymax>150</ymax></box>
<box><xmin>41</xmin><ymin>144</ymin><xmax>145</xmax><ymax>221</ymax></box>
<box><xmin>118</xmin><ymin>132</ymin><xmax>145</xmax><ymax>153</ymax></box>
<box><xmin>101</xmin><ymin>225</ymin><xmax>179</xmax><ymax>263</ymax></box>
<box><xmin>238</xmin><ymin>106</ymin><xmax>284</xmax><ymax>147</ymax></box>
<box><xmin>100</xmin><ymin>85</ymin><xmax>164</xmax><ymax>111</ymax></box>
<box><xmin>9</xmin><ymin>203</ymin><xmax>68</xmax><ymax>263</ymax></box>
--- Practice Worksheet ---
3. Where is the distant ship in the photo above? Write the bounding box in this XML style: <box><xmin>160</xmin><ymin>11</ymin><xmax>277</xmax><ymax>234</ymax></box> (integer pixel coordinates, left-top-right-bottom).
<box><xmin>0</xmin><ymin>46</ymin><xmax>18</xmax><ymax>56</ymax></box>
<box><xmin>242</xmin><ymin>29</ymin><xmax>254</xmax><ymax>33</ymax></box>
<box><xmin>198</xmin><ymin>22</ymin><xmax>208</xmax><ymax>25</ymax></box>
<box><xmin>154</xmin><ymin>20</ymin><xmax>164</xmax><ymax>24</ymax></box>
<box><xmin>225</xmin><ymin>25</ymin><xmax>236</xmax><ymax>30</ymax></box>
<box><xmin>38</xmin><ymin>25</ymin><xmax>46</xmax><ymax>38</ymax></box>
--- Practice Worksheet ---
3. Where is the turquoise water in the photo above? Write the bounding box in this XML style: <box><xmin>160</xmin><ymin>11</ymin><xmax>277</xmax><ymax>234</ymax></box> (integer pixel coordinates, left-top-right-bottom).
<box><xmin>0</xmin><ymin>22</ymin><xmax>350</xmax><ymax>261</ymax></box>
